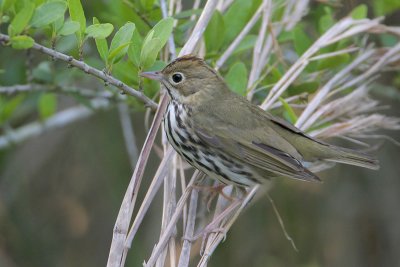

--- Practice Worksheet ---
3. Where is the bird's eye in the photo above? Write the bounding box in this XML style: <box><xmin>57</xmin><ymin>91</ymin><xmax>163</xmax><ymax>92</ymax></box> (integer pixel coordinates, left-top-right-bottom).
<box><xmin>171</xmin><ymin>72</ymin><xmax>184</xmax><ymax>84</ymax></box>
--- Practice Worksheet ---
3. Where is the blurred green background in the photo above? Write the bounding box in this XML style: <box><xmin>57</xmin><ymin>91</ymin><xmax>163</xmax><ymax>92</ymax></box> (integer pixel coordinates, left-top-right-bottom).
<box><xmin>1</xmin><ymin>0</ymin><xmax>400</xmax><ymax>266</ymax></box>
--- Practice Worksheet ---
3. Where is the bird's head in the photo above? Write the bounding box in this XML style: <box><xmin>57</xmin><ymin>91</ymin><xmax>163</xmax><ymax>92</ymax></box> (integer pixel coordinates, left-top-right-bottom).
<box><xmin>140</xmin><ymin>55</ymin><xmax>228</xmax><ymax>102</ymax></box>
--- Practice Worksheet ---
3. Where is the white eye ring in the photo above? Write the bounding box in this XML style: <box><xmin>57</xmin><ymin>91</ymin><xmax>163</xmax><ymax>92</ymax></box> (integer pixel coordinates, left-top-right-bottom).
<box><xmin>170</xmin><ymin>72</ymin><xmax>185</xmax><ymax>84</ymax></box>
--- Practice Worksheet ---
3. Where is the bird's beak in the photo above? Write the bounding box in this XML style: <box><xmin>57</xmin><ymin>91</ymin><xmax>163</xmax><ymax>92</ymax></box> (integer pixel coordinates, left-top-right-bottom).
<box><xmin>140</xmin><ymin>71</ymin><xmax>163</xmax><ymax>81</ymax></box>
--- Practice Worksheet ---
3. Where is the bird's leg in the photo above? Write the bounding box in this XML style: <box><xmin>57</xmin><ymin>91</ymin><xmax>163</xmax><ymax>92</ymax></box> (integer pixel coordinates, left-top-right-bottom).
<box><xmin>182</xmin><ymin>227</ymin><xmax>227</xmax><ymax>243</ymax></box>
<box><xmin>182</xmin><ymin>197</ymin><xmax>241</xmax><ymax>246</ymax></box>
<box><xmin>182</xmin><ymin>226</ymin><xmax>227</xmax><ymax>256</ymax></box>
<box><xmin>191</xmin><ymin>183</ymin><xmax>235</xmax><ymax>210</ymax></box>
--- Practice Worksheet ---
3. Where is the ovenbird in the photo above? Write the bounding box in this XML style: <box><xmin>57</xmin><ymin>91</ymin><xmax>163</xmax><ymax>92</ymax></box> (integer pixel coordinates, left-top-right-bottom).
<box><xmin>140</xmin><ymin>55</ymin><xmax>379</xmax><ymax>187</ymax></box>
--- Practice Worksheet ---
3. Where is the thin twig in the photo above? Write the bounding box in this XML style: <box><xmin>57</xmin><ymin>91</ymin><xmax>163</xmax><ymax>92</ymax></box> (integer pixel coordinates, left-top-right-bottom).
<box><xmin>0</xmin><ymin>98</ymin><xmax>110</xmax><ymax>149</ymax></box>
<box><xmin>198</xmin><ymin>185</ymin><xmax>260</xmax><ymax>267</ymax></box>
<box><xmin>0</xmin><ymin>83</ymin><xmax>125</xmax><ymax>101</ymax></box>
<box><xmin>124</xmin><ymin>147</ymin><xmax>175</xmax><ymax>248</ymax></box>
<box><xmin>145</xmin><ymin>174</ymin><xmax>198</xmax><ymax>267</ymax></box>
<box><xmin>118</xmin><ymin>103</ymin><xmax>139</xmax><ymax>169</ymax></box>
<box><xmin>0</xmin><ymin>33</ymin><xmax>158</xmax><ymax>110</ymax></box>
<box><xmin>157</xmin><ymin>151</ymin><xmax>178</xmax><ymax>267</ymax></box>
<box><xmin>266</xmin><ymin>193</ymin><xmax>298</xmax><ymax>252</ymax></box>
<box><xmin>179</xmin><ymin>157</ymin><xmax>188</xmax><ymax>234</ymax></box>
<box><xmin>177</xmin><ymin>185</ymin><xmax>200</xmax><ymax>267</ymax></box>
<box><xmin>247</xmin><ymin>0</ymin><xmax>271</xmax><ymax>100</ymax></box>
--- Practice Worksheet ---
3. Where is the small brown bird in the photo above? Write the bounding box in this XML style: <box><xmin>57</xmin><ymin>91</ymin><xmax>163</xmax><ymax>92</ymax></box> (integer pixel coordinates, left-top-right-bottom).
<box><xmin>141</xmin><ymin>55</ymin><xmax>379</xmax><ymax>187</ymax></box>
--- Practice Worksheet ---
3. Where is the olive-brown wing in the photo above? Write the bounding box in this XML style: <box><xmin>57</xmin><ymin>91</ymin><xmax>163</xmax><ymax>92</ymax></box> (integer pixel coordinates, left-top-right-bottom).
<box><xmin>193</xmin><ymin>125</ymin><xmax>321</xmax><ymax>182</ymax></box>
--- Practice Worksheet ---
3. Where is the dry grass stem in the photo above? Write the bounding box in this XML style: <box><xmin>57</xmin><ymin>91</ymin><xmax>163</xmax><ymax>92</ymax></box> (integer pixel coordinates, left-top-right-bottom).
<box><xmin>267</xmin><ymin>193</ymin><xmax>298</xmax><ymax>252</ymax></box>
<box><xmin>261</xmin><ymin>18</ymin><xmax>383</xmax><ymax>110</ymax></box>
<box><xmin>247</xmin><ymin>0</ymin><xmax>272</xmax><ymax>100</ymax></box>
<box><xmin>198</xmin><ymin>185</ymin><xmax>260</xmax><ymax>267</ymax></box>
<box><xmin>145</xmin><ymin>174</ymin><xmax>198</xmax><ymax>267</ymax></box>
<box><xmin>177</xmin><ymin>184</ymin><xmax>200</xmax><ymax>267</ymax></box>
<box><xmin>107</xmin><ymin>98</ymin><xmax>168</xmax><ymax>267</ymax></box>
<box><xmin>125</xmin><ymin>147</ymin><xmax>175</xmax><ymax>248</ymax></box>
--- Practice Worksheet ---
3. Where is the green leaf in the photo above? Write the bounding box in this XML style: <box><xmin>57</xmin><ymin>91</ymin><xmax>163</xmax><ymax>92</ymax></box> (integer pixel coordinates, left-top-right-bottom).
<box><xmin>10</xmin><ymin>35</ymin><xmax>34</xmax><ymax>49</ymax></box>
<box><xmin>223</xmin><ymin>0</ymin><xmax>253</xmax><ymax>46</ymax></box>
<box><xmin>110</xmin><ymin>22</ymin><xmax>135</xmax><ymax>52</ymax></box>
<box><xmin>318</xmin><ymin>7</ymin><xmax>335</xmax><ymax>34</ymax></box>
<box><xmin>232</xmin><ymin>35</ymin><xmax>257</xmax><ymax>55</ymax></box>
<box><xmin>53</xmin><ymin>17</ymin><xmax>64</xmax><ymax>33</ymax></box>
<box><xmin>278</xmin><ymin>30</ymin><xmax>293</xmax><ymax>42</ymax></box>
<box><xmin>38</xmin><ymin>93</ymin><xmax>57</xmax><ymax>120</ymax></box>
<box><xmin>108</xmin><ymin>42</ymin><xmax>131</xmax><ymax>63</ymax></box>
<box><xmin>32</xmin><ymin>61</ymin><xmax>53</xmax><ymax>82</ymax></box>
<box><xmin>279</xmin><ymin>97</ymin><xmax>297</xmax><ymax>124</ymax></box>
<box><xmin>1</xmin><ymin>15</ymin><xmax>10</xmax><ymax>23</ymax></box>
<box><xmin>113</xmin><ymin>61</ymin><xmax>140</xmax><ymax>85</ymax></box>
<box><xmin>140</xmin><ymin>17</ymin><xmax>173</xmax><ymax>68</ymax></box>
<box><xmin>58</xmin><ymin>21</ymin><xmax>80</xmax><ymax>36</ymax></box>
<box><xmin>140</xmin><ymin>0</ymin><xmax>156</xmax><ymax>11</ymax></box>
<box><xmin>380</xmin><ymin>33</ymin><xmax>398</xmax><ymax>47</ymax></box>
<box><xmin>1</xmin><ymin>0</ymin><xmax>15</xmax><ymax>13</ymax></box>
<box><xmin>8</xmin><ymin>2</ymin><xmax>34</xmax><ymax>36</ymax></box>
<box><xmin>92</xmin><ymin>19</ymin><xmax>108</xmax><ymax>62</ymax></box>
<box><xmin>67</xmin><ymin>0</ymin><xmax>86</xmax><ymax>42</ymax></box>
<box><xmin>316</xmin><ymin>53</ymin><xmax>350</xmax><ymax>70</ymax></box>
<box><xmin>293</xmin><ymin>25</ymin><xmax>312</xmax><ymax>56</ymax></box>
<box><xmin>127</xmin><ymin>29</ymin><xmax>143</xmax><ymax>67</ymax></box>
<box><xmin>30</xmin><ymin>1</ymin><xmax>67</xmax><ymax>28</ymax></box>
<box><xmin>350</xmin><ymin>4</ymin><xmax>368</xmax><ymax>19</ymax></box>
<box><xmin>96</xmin><ymin>38</ymin><xmax>109</xmax><ymax>62</ymax></box>
<box><xmin>33</xmin><ymin>0</ymin><xmax>48</xmax><ymax>6</ymax></box>
<box><xmin>225</xmin><ymin>62</ymin><xmax>248</xmax><ymax>96</ymax></box>
<box><xmin>173</xmin><ymin>9</ymin><xmax>203</xmax><ymax>19</ymax></box>
<box><xmin>140</xmin><ymin>37</ymin><xmax>160</xmax><ymax>69</ymax></box>
<box><xmin>85</xmin><ymin>23</ymin><xmax>114</xmax><ymax>39</ymax></box>
<box><xmin>288</xmin><ymin>82</ymin><xmax>319</xmax><ymax>96</ymax></box>
<box><xmin>0</xmin><ymin>94</ymin><xmax>25</xmax><ymax>123</ymax></box>
<box><xmin>143</xmin><ymin>17</ymin><xmax>174</xmax><ymax>51</ymax></box>
<box><xmin>68</xmin><ymin>90</ymin><xmax>93</xmax><ymax>109</ymax></box>
<box><xmin>373</xmin><ymin>0</ymin><xmax>400</xmax><ymax>16</ymax></box>
<box><xmin>108</xmin><ymin>22</ymin><xmax>135</xmax><ymax>64</ymax></box>
<box><xmin>146</xmin><ymin>60</ymin><xmax>166</xmax><ymax>72</ymax></box>
<box><xmin>204</xmin><ymin>11</ymin><xmax>225</xmax><ymax>53</ymax></box>
<box><xmin>264</xmin><ymin>66</ymin><xmax>282</xmax><ymax>85</ymax></box>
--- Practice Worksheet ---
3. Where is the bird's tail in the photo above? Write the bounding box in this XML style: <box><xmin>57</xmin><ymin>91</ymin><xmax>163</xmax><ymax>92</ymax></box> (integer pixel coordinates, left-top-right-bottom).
<box><xmin>324</xmin><ymin>146</ymin><xmax>380</xmax><ymax>170</ymax></box>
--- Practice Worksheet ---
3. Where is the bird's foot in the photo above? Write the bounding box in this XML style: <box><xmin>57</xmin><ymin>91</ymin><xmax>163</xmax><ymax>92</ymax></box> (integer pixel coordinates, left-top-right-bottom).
<box><xmin>183</xmin><ymin>227</ymin><xmax>226</xmax><ymax>243</ymax></box>
<box><xmin>191</xmin><ymin>184</ymin><xmax>235</xmax><ymax>210</ymax></box>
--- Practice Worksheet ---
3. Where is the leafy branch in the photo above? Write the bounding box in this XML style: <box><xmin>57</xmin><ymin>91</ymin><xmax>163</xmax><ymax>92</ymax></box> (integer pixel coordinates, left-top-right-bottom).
<box><xmin>0</xmin><ymin>33</ymin><xmax>158</xmax><ymax>110</ymax></box>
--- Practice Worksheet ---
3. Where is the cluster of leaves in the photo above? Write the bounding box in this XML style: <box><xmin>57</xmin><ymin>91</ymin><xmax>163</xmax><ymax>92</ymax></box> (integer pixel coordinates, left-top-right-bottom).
<box><xmin>1</xmin><ymin>0</ymin><xmax>173</xmax><ymax>70</ymax></box>
<box><xmin>0</xmin><ymin>0</ymin><xmax>175</xmax><ymax>123</ymax></box>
